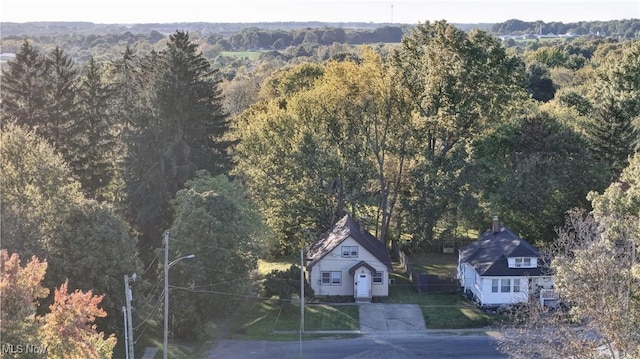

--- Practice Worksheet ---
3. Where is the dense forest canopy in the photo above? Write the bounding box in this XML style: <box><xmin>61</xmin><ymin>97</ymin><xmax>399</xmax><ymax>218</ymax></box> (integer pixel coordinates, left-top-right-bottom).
<box><xmin>1</xmin><ymin>17</ymin><xmax>639</xmax><ymax>357</ymax></box>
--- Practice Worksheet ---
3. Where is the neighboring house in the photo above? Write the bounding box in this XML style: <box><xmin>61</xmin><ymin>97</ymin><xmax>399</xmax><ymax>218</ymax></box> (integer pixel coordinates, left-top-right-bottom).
<box><xmin>457</xmin><ymin>216</ymin><xmax>554</xmax><ymax>308</ymax></box>
<box><xmin>306</xmin><ymin>214</ymin><xmax>392</xmax><ymax>302</ymax></box>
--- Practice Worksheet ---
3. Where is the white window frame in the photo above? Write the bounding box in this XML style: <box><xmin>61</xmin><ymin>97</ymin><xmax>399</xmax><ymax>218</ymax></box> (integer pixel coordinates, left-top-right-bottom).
<box><xmin>514</xmin><ymin>279</ymin><xmax>521</xmax><ymax>292</ymax></box>
<box><xmin>491</xmin><ymin>279</ymin><xmax>499</xmax><ymax>293</ymax></box>
<box><xmin>331</xmin><ymin>271</ymin><xmax>341</xmax><ymax>285</ymax></box>
<box><xmin>515</xmin><ymin>257</ymin><xmax>534</xmax><ymax>268</ymax></box>
<box><xmin>373</xmin><ymin>271</ymin><xmax>383</xmax><ymax>284</ymax></box>
<box><xmin>515</xmin><ymin>258</ymin><xmax>523</xmax><ymax>268</ymax></box>
<box><xmin>321</xmin><ymin>272</ymin><xmax>331</xmax><ymax>285</ymax></box>
<box><xmin>321</xmin><ymin>271</ymin><xmax>342</xmax><ymax>285</ymax></box>
<box><xmin>501</xmin><ymin>279</ymin><xmax>511</xmax><ymax>293</ymax></box>
<box><xmin>341</xmin><ymin>246</ymin><xmax>358</xmax><ymax>258</ymax></box>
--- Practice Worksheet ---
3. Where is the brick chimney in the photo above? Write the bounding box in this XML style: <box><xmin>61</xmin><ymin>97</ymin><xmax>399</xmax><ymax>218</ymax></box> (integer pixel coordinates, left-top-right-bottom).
<box><xmin>492</xmin><ymin>216</ymin><xmax>500</xmax><ymax>234</ymax></box>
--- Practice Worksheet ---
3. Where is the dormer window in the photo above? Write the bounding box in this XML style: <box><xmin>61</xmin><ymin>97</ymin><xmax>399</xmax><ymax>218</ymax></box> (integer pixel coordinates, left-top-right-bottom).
<box><xmin>513</xmin><ymin>257</ymin><xmax>534</xmax><ymax>268</ymax></box>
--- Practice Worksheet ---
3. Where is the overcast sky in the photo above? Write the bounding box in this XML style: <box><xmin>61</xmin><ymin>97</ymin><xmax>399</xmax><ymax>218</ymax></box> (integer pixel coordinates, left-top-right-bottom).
<box><xmin>2</xmin><ymin>0</ymin><xmax>639</xmax><ymax>24</ymax></box>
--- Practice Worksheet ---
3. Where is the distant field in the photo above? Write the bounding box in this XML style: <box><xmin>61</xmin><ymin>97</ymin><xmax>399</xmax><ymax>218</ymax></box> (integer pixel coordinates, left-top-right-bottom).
<box><xmin>220</xmin><ymin>51</ymin><xmax>263</xmax><ymax>60</ymax></box>
<box><xmin>513</xmin><ymin>37</ymin><xmax>564</xmax><ymax>44</ymax></box>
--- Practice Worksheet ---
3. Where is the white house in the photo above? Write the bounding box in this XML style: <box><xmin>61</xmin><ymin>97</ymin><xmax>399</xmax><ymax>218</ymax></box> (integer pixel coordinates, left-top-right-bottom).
<box><xmin>457</xmin><ymin>216</ymin><xmax>554</xmax><ymax>308</ymax></box>
<box><xmin>306</xmin><ymin>214</ymin><xmax>392</xmax><ymax>302</ymax></box>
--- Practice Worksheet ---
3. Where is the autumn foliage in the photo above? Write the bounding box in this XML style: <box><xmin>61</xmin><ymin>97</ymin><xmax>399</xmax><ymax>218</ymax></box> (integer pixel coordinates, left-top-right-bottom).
<box><xmin>0</xmin><ymin>250</ymin><xmax>116</xmax><ymax>358</ymax></box>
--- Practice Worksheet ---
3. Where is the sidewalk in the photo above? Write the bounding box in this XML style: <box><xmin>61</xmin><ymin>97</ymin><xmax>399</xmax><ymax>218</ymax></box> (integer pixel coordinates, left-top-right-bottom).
<box><xmin>359</xmin><ymin>303</ymin><xmax>427</xmax><ymax>334</ymax></box>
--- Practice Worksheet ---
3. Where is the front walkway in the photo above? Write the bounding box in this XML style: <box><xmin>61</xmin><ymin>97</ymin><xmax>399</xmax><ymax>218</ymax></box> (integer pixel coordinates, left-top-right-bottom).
<box><xmin>359</xmin><ymin>303</ymin><xmax>427</xmax><ymax>334</ymax></box>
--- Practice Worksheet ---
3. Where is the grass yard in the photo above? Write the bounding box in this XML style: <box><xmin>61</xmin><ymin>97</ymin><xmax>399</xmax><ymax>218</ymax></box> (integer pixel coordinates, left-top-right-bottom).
<box><xmin>258</xmin><ymin>256</ymin><xmax>297</xmax><ymax>275</ymax></box>
<box><xmin>383</xmin><ymin>261</ymin><xmax>496</xmax><ymax>329</ymax></box>
<box><xmin>112</xmin><ymin>318</ymin><xmax>216</xmax><ymax>359</ymax></box>
<box><xmin>236</xmin><ymin>301</ymin><xmax>359</xmax><ymax>339</ymax></box>
<box><xmin>410</xmin><ymin>253</ymin><xmax>459</xmax><ymax>278</ymax></box>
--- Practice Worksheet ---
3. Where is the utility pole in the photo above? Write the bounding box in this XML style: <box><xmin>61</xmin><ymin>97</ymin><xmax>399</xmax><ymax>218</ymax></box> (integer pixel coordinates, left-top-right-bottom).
<box><xmin>391</xmin><ymin>4</ymin><xmax>394</xmax><ymax>24</ymax></box>
<box><xmin>123</xmin><ymin>306</ymin><xmax>129</xmax><ymax>359</ymax></box>
<box><xmin>300</xmin><ymin>248</ymin><xmax>304</xmax><ymax>358</ymax></box>
<box><xmin>300</xmin><ymin>248</ymin><xmax>304</xmax><ymax>333</ymax></box>
<box><xmin>124</xmin><ymin>275</ymin><xmax>134</xmax><ymax>359</ymax></box>
<box><xmin>162</xmin><ymin>231</ymin><xmax>194</xmax><ymax>359</ymax></box>
<box><xmin>164</xmin><ymin>231</ymin><xmax>169</xmax><ymax>359</ymax></box>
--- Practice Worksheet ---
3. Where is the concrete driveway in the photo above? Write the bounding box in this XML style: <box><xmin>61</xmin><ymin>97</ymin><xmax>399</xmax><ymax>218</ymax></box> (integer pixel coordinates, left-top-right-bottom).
<box><xmin>359</xmin><ymin>303</ymin><xmax>426</xmax><ymax>334</ymax></box>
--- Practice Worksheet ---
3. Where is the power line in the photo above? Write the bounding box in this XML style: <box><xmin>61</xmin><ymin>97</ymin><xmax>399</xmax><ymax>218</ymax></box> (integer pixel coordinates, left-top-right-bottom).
<box><xmin>140</xmin><ymin>251</ymin><xmax>160</xmax><ymax>277</ymax></box>
<box><xmin>134</xmin><ymin>288</ymin><xmax>165</xmax><ymax>331</ymax></box>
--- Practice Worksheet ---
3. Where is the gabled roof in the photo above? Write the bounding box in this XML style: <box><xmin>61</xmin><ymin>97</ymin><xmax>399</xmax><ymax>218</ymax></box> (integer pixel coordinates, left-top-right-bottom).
<box><xmin>349</xmin><ymin>261</ymin><xmax>378</xmax><ymax>275</ymax></box>
<box><xmin>306</xmin><ymin>214</ymin><xmax>392</xmax><ymax>270</ymax></box>
<box><xmin>459</xmin><ymin>226</ymin><xmax>544</xmax><ymax>277</ymax></box>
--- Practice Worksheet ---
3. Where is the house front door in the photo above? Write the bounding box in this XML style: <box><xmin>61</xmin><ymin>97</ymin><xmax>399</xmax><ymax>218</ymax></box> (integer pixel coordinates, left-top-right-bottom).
<box><xmin>356</xmin><ymin>272</ymin><xmax>370</xmax><ymax>299</ymax></box>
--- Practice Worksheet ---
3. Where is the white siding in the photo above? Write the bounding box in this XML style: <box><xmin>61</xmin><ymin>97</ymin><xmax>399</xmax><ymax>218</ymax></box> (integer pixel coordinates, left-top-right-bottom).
<box><xmin>459</xmin><ymin>264</ymin><xmax>485</xmax><ymax>304</ymax></box>
<box><xmin>479</xmin><ymin>277</ymin><xmax>529</xmax><ymax>306</ymax></box>
<box><xmin>459</xmin><ymin>262</ymin><xmax>477</xmax><ymax>291</ymax></box>
<box><xmin>308</xmin><ymin>236</ymin><xmax>389</xmax><ymax>297</ymax></box>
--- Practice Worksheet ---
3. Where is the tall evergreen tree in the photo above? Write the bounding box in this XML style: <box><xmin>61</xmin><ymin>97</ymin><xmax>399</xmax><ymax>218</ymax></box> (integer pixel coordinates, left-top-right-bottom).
<box><xmin>124</xmin><ymin>31</ymin><xmax>231</xmax><ymax>259</ymax></box>
<box><xmin>158</xmin><ymin>30</ymin><xmax>233</xmax><ymax>173</ymax></box>
<box><xmin>585</xmin><ymin>96</ymin><xmax>638</xmax><ymax>177</ymax></box>
<box><xmin>71</xmin><ymin>57</ymin><xmax>118</xmax><ymax>201</ymax></box>
<box><xmin>108</xmin><ymin>46</ymin><xmax>140</xmax><ymax>132</ymax></box>
<box><xmin>43</xmin><ymin>46</ymin><xmax>79</xmax><ymax>156</ymax></box>
<box><xmin>0</xmin><ymin>40</ymin><xmax>50</xmax><ymax>130</ymax></box>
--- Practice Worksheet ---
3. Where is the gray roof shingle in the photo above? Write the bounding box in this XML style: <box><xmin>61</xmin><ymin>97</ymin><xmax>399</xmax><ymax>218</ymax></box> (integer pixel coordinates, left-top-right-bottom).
<box><xmin>306</xmin><ymin>214</ymin><xmax>392</xmax><ymax>270</ymax></box>
<box><xmin>459</xmin><ymin>226</ymin><xmax>544</xmax><ymax>277</ymax></box>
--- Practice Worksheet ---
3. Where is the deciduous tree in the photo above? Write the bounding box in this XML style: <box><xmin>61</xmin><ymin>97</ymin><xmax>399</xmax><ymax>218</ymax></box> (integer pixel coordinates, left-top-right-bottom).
<box><xmin>0</xmin><ymin>125</ymin><xmax>82</xmax><ymax>259</ymax></box>
<box><xmin>469</xmin><ymin>113</ymin><xmax>608</xmax><ymax>243</ymax></box>
<box><xmin>166</xmin><ymin>171</ymin><xmax>272</xmax><ymax>338</ymax></box>
<box><xmin>0</xmin><ymin>250</ymin><xmax>49</xmax><ymax>355</ymax></box>
<box><xmin>1</xmin><ymin>125</ymin><xmax>140</xmax><ymax>333</ymax></box>
<box><xmin>392</xmin><ymin>20</ymin><xmax>526</xmax><ymax>245</ymax></box>
<box><xmin>39</xmin><ymin>281</ymin><xmax>117</xmax><ymax>359</ymax></box>
<box><xmin>498</xmin><ymin>155</ymin><xmax>640</xmax><ymax>358</ymax></box>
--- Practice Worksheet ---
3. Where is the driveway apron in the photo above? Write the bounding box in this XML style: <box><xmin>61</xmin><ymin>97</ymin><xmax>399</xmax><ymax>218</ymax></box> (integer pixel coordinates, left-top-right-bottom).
<box><xmin>359</xmin><ymin>303</ymin><xmax>426</xmax><ymax>334</ymax></box>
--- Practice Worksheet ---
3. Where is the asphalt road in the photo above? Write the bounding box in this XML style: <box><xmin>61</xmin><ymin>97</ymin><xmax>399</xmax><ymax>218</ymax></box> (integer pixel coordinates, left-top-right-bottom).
<box><xmin>205</xmin><ymin>334</ymin><xmax>506</xmax><ymax>359</ymax></box>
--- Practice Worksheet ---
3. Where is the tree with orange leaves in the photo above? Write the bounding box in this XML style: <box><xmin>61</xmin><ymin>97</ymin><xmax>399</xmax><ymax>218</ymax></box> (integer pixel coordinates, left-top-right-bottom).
<box><xmin>38</xmin><ymin>281</ymin><xmax>117</xmax><ymax>359</ymax></box>
<box><xmin>1</xmin><ymin>250</ymin><xmax>116</xmax><ymax>359</ymax></box>
<box><xmin>0</xmin><ymin>250</ymin><xmax>49</xmax><ymax>356</ymax></box>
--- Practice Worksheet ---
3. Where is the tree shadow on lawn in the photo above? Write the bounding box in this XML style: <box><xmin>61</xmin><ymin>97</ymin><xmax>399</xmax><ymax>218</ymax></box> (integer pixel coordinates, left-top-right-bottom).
<box><xmin>382</xmin><ymin>267</ymin><xmax>496</xmax><ymax>329</ymax></box>
<box><xmin>233</xmin><ymin>300</ymin><xmax>359</xmax><ymax>339</ymax></box>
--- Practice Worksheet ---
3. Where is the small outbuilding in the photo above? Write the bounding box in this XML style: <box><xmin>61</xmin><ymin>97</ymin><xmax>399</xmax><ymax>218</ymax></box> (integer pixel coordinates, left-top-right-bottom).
<box><xmin>306</xmin><ymin>215</ymin><xmax>392</xmax><ymax>302</ymax></box>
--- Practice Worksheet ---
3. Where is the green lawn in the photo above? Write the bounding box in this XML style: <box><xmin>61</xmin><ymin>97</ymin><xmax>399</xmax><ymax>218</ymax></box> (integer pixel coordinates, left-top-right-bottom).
<box><xmin>112</xmin><ymin>318</ymin><xmax>216</xmax><ymax>359</ymax></box>
<box><xmin>410</xmin><ymin>253</ymin><xmax>459</xmax><ymax>278</ymax></box>
<box><xmin>382</xmin><ymin>262</ymin><xmax>496</xmax><ymax>329</ymax></box>
<box><xmin>258</xmin><ymin>256</ymin><xmax>297</xmax><ymax>275</ymax></box>
<box><xmin>236</xmin><ymin>301</ymin><xmax>359</xmax><ymax>339</ymax></box>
